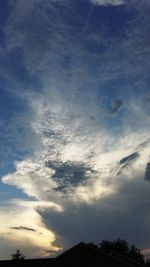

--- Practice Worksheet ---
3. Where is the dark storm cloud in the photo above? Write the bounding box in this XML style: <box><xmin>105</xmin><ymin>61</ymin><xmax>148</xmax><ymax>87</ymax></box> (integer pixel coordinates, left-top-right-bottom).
<box><xmin>145</xmin><ymin>162</ymin><xmax>150</xmax><ymax>181</ymax></box>
<box><xmin>45</xmin><ymin>161</ymin><xmax>95</xmax><ymax>192</ymax></box>
<box><xmin>37</xmin><ymin>173</ymin><xmax>150</xmax><ymax>250</ymax></box>
<box><xmin>119</xmin><ymin>152</ymin><xmax>139</xmax><ymax>165</ymax></box>
<box><xmin>10</xmin><ymin>226</ymin><xmax>37</xmax><ymax>232</ymax></box>
<box><xmin>110</xmin><ymin>99</ymin><xmax>123</xmax><ymax>115</ymax></box>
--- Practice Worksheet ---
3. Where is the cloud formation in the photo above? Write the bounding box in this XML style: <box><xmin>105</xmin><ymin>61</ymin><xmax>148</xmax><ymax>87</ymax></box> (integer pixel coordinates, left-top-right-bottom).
<box><xmin>38</xmin><ymin>172</ymin><xmax>150</xmax><ymax>250</ymax></box>
<box><xmin>10</xmin><ymin>226</ymin><xmax>37</xmax><ymax>232</ymax></box>
<box><xmin>0</xmin><ymin>200</ymin><xmax>60</xmax><ymax>259</ymax></box>
<box><xmin>90</xmin><ymin>0</ymin><xmax>125</xmax><ymax>6</ymax></box>
<box><xmin>0</xmin><ymin>0</ymin><xmax>150</xmax><ymax>259</ymax></box>
<box><xmin>119</xmin><ymin>152</ymin><xmax>139</xmax><ymax>166</ymax></box>
<box><xmin>45</xmin><ymin>160</ymin><xmax>96</xmax><ymax>193</ymax></box>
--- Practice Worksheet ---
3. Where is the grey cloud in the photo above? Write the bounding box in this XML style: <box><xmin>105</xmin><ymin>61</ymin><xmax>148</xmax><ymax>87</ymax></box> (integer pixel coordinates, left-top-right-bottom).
<box><xmin>119</xmin><ymin>152</ymin><xmax>139</xmax><ymax>165</ymax></box>
<box><xmin>45</xmin><ymin>161</ymin><xmax>95</xmax><ymax>192</ymax></box>
<box><xmin>145</xmin><ymin>162</ymin><xmax>150</xmax><ymax>181</ymax></box>
<box><xmin>117</xmin><ymin>152</ymin><xmax>140</xmax><ymax>175</ymax></box>
<box><xmin>10</xmin><ymin>226</ymin><xmax>37</xmax><ymax>232</ymax></box>
<box><xmin>37</xmin><ymin>172</ymin><xmax>150</xmax><ymax>250</ymax></box>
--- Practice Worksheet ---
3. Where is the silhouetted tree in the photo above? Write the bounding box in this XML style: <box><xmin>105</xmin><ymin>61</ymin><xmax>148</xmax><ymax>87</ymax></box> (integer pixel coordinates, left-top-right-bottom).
<box><xmin>100</xmin><ymin>238</ymin><xmax>129</xmax><ymax>254</ymax></box>
<box><xmin>100</xmin><ymin>239</ymin><xmax>114</xmax><ymax>253</ymax></box>
<box><xmin>99</xmin><ymin>239</ymin><xmax>144</xmax><ymax>264</ymax></box>
<box><xmin>146</xmin><ymin>258</ymin><xmax>150</xmax><ymax>266</ymax></box>
<box><xmin>127</xmin><ymin>245</ymin><xmax>144</xmax><ymax>264</ymax></box>
<box><xmin>11</xmin><ymin>249</ymin><xmax>25</xmax><ymax>260</ymax></box>
<box><xmin>112</xmin><ymin>239</ymin><xmax>129</xmax><ymax>254</ymax></box>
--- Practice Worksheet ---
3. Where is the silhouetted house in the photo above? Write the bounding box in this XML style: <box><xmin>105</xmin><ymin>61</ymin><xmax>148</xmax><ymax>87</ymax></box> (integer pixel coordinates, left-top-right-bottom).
<box><xmin>0</xmin><ymin>243</ymin><xmax>146</xmax><ymax>267</ymax></box>
<box><xmin>42</xmin><ymin>242</ymin><xmax>145</xmax><ymax>267</ymax></box>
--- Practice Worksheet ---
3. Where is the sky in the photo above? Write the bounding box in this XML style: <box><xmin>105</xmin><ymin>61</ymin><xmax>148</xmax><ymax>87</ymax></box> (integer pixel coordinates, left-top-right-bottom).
<box><xmin>0</xmin><ymin>0</ymin><xmax>150</xmax><ymax>260</ymax></box>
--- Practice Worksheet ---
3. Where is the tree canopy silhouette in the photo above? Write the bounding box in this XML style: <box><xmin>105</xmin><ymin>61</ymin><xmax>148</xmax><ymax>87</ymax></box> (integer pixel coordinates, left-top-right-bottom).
<box><xmin>127</xmin><ymin>244</ymin><xmax>144</xmax><ymax>264</ymax></box>
<box><xmin>99</xmin><ymin>238</ymin><xmax>144</xmax><ymax>264</ymax></box>
<box><xmin>100</xmin><ymin>238</ymin><xmax>129</xmax><ymax>254</ymax></box>
<box><xmin>146</xmin><ymin>258</ymin><xmax>150</xmax><ymax>266</ymax></box>
<box><xmin>11</xmin><ymin>249</ymin><xmax>25</xmax><ymax>260</ymax></box>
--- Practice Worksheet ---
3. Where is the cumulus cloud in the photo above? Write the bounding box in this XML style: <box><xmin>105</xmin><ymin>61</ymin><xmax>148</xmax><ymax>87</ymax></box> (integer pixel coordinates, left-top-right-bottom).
<box><xmin>2</xmin><ymin>89</ymin><xmax>150</xmax><ymax>255</ymax></box>
<box><xmin>38</xmin><ymin>172</ymin><xmax>150</xmax><ymax>251</ymax></box>
<box><xmin>2</xmin><ymin>159</ymin><xmax>57</xmax><ymax>201</ymax></box>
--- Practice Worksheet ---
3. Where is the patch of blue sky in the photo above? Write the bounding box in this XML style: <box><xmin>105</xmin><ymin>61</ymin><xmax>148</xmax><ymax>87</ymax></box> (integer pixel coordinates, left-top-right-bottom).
<box><xmin>0</xmin><ymin>165</ymin><xmax>33</xmax><ymax>201</ymax></box>
<box><xmin>8</xmin><ymin>49</ymin><xmax>32</xmax><ymax>84</ymax></box>
<box><xmin>0</xmin><ymin>182</ymin><xmax>35</xmax><ymax>202</ymax></box>
<box><xmin>88</xmin><ymin>5</ymin><xmax>133</xmax><ymax>37</ymax></box>
<box><xmin>0</xmin><ymin>0</ymin><xmax>10</xmax><ymax>47</ymax></box>
<box><xmin>0</xmin><ymin>89</ymin><xmax>27</xmax><ymax>121</ymax></box>
<box><xmin>102</xmin><ymin>109</ymin><xmax>125</xmax><ymax>133</ymax></box>
<box><xmin>2</xmin><ymin>48</ymin><xmax>41</xmax><ymax>92</ymax></box>
<box><xmin>91</xmin><ymin>4</ymin><xmax>132</xmax><ymax>32</ymax></box>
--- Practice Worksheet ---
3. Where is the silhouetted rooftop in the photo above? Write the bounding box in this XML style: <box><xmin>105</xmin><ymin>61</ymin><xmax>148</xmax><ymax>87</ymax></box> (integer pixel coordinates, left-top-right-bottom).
<box><xmin>0</xmin><ymin>243</ymin><xmax>146</xmax><ymax>267</ymax></box>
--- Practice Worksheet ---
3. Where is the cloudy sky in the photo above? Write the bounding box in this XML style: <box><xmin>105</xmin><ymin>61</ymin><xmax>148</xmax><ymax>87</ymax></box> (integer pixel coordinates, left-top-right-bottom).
<box><xmin>0</xmin><ymin>0</ymin><xmax>150</xmax><ymax>260</ymax></box>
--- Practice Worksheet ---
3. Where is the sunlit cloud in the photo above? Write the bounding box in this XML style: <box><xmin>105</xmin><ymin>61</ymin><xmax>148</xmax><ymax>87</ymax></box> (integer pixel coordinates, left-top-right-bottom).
<box><xmin>0</xmin><ymin>200</ymin><xmax>61</xmax><ymax>259</ymax></box>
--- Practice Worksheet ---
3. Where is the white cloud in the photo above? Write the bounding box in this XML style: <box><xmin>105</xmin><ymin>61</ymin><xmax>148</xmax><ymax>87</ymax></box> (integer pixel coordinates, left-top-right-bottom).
<box><xmin>2</xmin><ymin>98</ymin><xmax>150</xmax><ymax>203</ymax></box>
<box><xmin>90</xmin><ymin>0</ymin><xmax>125</xmax><ymax>6</ymax></box>
<box><xmin>2</xmin><ymin>91</ymin><xmax>150</xmax><ymax>254</ymax></box>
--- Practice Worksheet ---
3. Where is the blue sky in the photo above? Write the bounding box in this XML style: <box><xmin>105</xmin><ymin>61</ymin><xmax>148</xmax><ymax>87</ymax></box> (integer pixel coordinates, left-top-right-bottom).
<box><xmin>0</xmin><ymin>0</ymin><xmax>150</xmax><ymax>260</ymax></box>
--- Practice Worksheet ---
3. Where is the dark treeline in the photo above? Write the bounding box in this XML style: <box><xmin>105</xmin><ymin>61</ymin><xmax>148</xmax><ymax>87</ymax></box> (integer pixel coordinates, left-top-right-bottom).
<box><xmin>88</xmin><ymin>238</ymin><xmax>150</xmax><ymax>266</ymax></box>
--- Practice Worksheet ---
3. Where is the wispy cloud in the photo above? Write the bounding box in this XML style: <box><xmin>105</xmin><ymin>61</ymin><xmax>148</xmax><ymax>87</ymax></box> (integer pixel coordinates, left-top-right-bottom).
<box><xmin>90</xmin><ymin>0</ymin><xmax>125</xmax><ymax>6</ymax></box>
<box><xmin>10</xmin><ymin>226</ymin><xmax>37</xmax><ymax>232</ymax></box>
